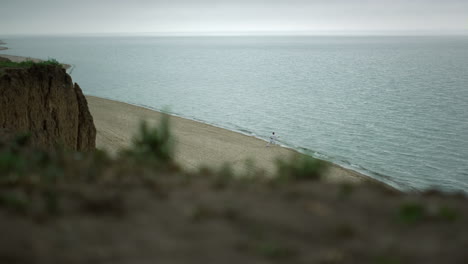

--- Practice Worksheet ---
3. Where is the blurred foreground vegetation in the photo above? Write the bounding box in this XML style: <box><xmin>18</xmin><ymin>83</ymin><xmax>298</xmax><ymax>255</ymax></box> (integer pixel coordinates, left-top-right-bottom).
<box><xmin>0</xmin><ymin>114</ymin><xmax>328</xmax><ymax>214</ymax></box>
<box><xmin>0</xmin><ymin>115</ymin><xmax>467</xmax><ymax>263</ymax></box>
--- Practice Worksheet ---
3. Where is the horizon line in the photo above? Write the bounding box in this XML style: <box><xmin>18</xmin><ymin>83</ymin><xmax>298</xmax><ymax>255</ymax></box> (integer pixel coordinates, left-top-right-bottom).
<box><xmin>2</xmin><ymin>30</ymin><xmax>468</xmax><ymax>37</ymax></box>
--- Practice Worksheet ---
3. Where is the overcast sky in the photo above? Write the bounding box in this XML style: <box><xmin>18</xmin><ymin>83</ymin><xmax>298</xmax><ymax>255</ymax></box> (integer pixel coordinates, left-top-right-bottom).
<box><xmin>1</xmin><ymin>0</ymin><xmax>467</xmax><ymax>35</ymax></box>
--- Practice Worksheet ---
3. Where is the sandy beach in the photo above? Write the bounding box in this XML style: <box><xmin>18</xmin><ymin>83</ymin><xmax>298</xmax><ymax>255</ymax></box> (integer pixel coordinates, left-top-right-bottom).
<box><xmin>0</xmin><ymin>41</ymin><xmax>70</xmax><ymax>67</ymax></box>
<box><xmin>0</xmin><ymin>54</ymin><xmax>42</xmax><ymax>62</ymax></box>
<box><xmin>87</xmin><ymin>96</ymin><xmax>369</xmax><ymax>183</ymax></box>
<box><xmin>0</xmin><ymin>54</ymin><xmax>71</xmax><ymax>69</ymax></box>
<box><xmin>0</xmin><ymin>51</ymin><xmax>374</xmax><ymax>184</ymax></box>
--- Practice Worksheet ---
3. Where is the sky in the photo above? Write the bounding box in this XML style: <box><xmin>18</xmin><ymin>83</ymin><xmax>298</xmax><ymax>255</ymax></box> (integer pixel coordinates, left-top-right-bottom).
<box><xmin>1</xmin><ymin>0</ymin><xmax>467</xmax><ymax>35</ymax></box>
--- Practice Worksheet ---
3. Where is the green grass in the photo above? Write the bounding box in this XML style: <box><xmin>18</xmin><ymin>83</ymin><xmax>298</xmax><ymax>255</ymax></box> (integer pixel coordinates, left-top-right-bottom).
<box><xmin>125</xmin><ymin>114</ymin><xmax>174</xmax><ymax>164</ymax></box>
<box><xmin>0</xmin><ymin>150</ymin><xmax>26</xmax><ymax>175</ymax></box>
<box><xmin>0</xmin><ymin>58</ymin><xmax>61</xmax><ymax>69</ymax></box>
<box><xmin>436</xmin><ymin>205</ymin><xmax>460</xmax><ymax>222</ymax></box>
<box><xmin>255</xmin><ymin>241</ymin><xmax>296</xmax><ymax>259</ymax></box>
<box><xmin>398</xmin><ymin>202</ymin><xmax>426</xmax><ymax>224</ymax></box>
<box><xmin>276</xmin><ymin>155</ymin><xmax>326</xmax><ymax>182</ymax></box>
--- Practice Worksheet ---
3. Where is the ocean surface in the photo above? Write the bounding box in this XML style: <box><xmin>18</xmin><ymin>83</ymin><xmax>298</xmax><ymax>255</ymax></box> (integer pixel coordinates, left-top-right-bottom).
<box><xmin>2</xmin><ymin>35</ymin><xmax>468</xmax><ymax>192</ymax></box>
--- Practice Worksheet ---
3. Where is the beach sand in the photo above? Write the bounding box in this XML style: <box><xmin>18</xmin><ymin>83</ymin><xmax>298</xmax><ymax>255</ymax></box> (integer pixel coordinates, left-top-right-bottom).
<box><xmin>0</xmin><ymin>52</ymin><xmax>373</xmax><ymax>184</ymax></box>
<box><xmin>87</xmin><ymin>96</ymin><xmax>368</xmax><ymax>184</ymax></box>
<box><xmin>0</xmin><ymin>54</ymin><xmax>42</xmax><ymax>62</ymax></box>
<box><xmin>0</xmin><ymin>54</ymin><xmax>71</xmax><ymax>69</ymax></box>
<box><xmin>0</xmin><ymin>41</ymin><xmax>42</xmax><ymax>62</ymax></box>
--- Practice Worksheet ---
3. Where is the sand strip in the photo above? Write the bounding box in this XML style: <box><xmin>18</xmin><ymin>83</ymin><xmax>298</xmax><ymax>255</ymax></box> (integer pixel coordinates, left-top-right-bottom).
<box><xmin>0</xmin><ymin>40</ymin><xmax>7</xmax><ymax>50</ymax></box>
<box><xmin>0</xmin><ymin>45</ymin><xmax>71</xmax><ymax>69</ymax></box>
<box><xmin>0</xmin><ymin>40</ymin><xmax>6</xmax><ymax>51</ymax></box>
<box><xmin>0</xmin><ymin>54</ymin><xmax>71</xmax><ymax>69</ymax></box>
<box><xmin>0</xmin><ymin>41</ymin><xmax>39</xmax><ymax>61</ymax></box>
<box><xmin>86</xmin><ymin>96</ymin><xmax>370</xmax><ymax>184</ymax></box>
<box><xmin>0</xmin><ymin>54</ymin><xmax>42</xmax><ymax>63</ymax></box>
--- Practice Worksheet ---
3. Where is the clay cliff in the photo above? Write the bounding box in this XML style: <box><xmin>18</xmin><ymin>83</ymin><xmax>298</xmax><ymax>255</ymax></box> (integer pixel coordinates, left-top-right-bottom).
<box><xmin>0</xmin><ymin>63</ymin><xmax>96</xmax><ymax>151</ymax></box>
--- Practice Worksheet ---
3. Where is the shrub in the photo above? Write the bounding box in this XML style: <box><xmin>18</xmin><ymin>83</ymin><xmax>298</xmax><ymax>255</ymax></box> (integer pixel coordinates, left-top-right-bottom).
<box><xmin>398</xmin><ymin>202</ymin><xmax>426</xmax><ymax>224</ymax></box>
<box><xmin>129</xmin><ymin>114</ymin><xmax>174</xmax><ymax>163</ymax></box>
<box><xmin>436</xmin><ymin>205</ymin><xmax>459</xmax><ymax>222</ymax></box>
<box><xmin>276</xmin><ymin>155</ymin><xmax>326</xmax><ymax>181</ymax></box>
<box><xmin>0</xmin><ymin>58</ymin><xmax>61</xmax><ymax>69</ymax></box>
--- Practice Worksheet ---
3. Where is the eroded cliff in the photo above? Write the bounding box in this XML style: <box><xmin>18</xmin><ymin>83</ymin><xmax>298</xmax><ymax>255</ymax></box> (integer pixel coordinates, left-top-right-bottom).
<box><xmin>0</xmin><ymin>62</ymin><xmax>96</xmax><ymax>151</ymax></box>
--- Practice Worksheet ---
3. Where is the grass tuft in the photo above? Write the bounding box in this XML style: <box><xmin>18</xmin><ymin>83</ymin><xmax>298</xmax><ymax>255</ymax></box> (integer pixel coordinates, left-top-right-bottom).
<box><xmin>0</xmin><ymin>58</ymin><xmax>61</xmax><ymax>69</ymax></box>
<box><xmin>127</xmin><ymin>114</ymin><xmax>174</xmax><ymax>163</ymax></box>
<box><xmin>338</xmin><ymin>183</ymin><xmax>354</xmax><ymax>199</ymax></box>
<box><xmin>436</xmin><ymin>205</ymin><xmax>459</xmax><ymax>222</ymax></box>
<box><xmin>276</xmin><ymin>155</ymin><xmax>326</xmax><ymax>181</ymax></box>
<box><xmin>398</xmin><ymin>202</ymin><xmax>426</xmax><ymax>224</ymax></box>
<box><xmin>0</xmin><ymin>192</ymin><xmax>30</xmax><ymax>213</ymax></box>
<box><xmin>256</xmin><ymin>241</ymin><xmax>296</xmax><ymax>259</ymax></box>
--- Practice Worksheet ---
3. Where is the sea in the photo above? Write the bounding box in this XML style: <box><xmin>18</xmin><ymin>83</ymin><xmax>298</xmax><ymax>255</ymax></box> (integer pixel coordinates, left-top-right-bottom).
<box><xmin>1</xmin><ymin>35</ymin><xmax>467</xmax><ymax>193</ymax></box>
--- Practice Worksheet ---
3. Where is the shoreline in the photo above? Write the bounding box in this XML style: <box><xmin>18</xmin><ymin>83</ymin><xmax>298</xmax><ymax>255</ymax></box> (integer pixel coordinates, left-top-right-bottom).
<box><xmin>0</xmin><ymin>40</ymin><xmax>7</xmax><ymax>50</ymax></box>
<box><xmin>0</xmin><ymin>40</ymin><xmax>71</xmax><ymax>68</ymax></box>
<box><xmin>0</xmin><ymin>54</ymin><xmax>72</xmax><ymax>69</ymax></box>
<box><xmin>86</xmin><ymin>95</ymin><xmax>391</xmax><ymax>187</ymax></box>
<box><xmin>0</xmin><ymin>51</ymin><xmax>395</xmax><ymax>189</ymax></box>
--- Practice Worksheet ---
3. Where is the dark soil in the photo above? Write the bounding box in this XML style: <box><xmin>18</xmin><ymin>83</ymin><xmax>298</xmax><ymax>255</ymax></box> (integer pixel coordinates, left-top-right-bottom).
<box><xmin>0</xmin><ymin>140</ymin><xmax>467</xmax><ymax>264</ymax></box>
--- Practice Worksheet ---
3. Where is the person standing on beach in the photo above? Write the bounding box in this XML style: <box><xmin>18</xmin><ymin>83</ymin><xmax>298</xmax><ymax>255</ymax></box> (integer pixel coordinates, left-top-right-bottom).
<box><xmin>266</xmin><ymin>132</ymin><xmax>278</xmax><ymax>147</ymax></box>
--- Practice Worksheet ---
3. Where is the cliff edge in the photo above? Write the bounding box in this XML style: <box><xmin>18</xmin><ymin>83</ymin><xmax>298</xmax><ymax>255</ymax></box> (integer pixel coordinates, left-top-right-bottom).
<box><xmin>0</xmin><ymin>62</ymin><xmax>96</xmax><ymax>151</ymax></box>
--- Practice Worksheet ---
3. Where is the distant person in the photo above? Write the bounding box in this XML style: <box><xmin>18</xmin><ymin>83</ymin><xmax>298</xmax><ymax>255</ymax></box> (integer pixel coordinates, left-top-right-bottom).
<box><xmin>266</xmin><ymin>132</ymin><xmax>278</xmax><ymax>147</ymax></box>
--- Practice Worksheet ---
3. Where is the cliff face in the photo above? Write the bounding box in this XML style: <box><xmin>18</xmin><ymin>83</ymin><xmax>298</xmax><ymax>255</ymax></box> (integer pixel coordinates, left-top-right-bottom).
<box><xmin>0</xmin><ymin>64</ymin><xmax>96</xmax><ymax>151</ymax></box>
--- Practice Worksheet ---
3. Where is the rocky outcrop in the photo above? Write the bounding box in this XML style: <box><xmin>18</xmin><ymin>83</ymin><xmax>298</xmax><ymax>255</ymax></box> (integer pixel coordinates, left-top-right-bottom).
<box><xmin>0</xmin><ymin>64</ymin><xmax>96</xmax><ymax>151</ymax></box>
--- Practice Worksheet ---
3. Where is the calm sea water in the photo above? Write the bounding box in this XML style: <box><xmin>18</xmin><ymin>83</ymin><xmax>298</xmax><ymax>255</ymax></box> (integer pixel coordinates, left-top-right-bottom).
<box><xmin>2</xmin><ymin>35</ymin><xmax>468</xmax><ymax>192</ymax></box>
